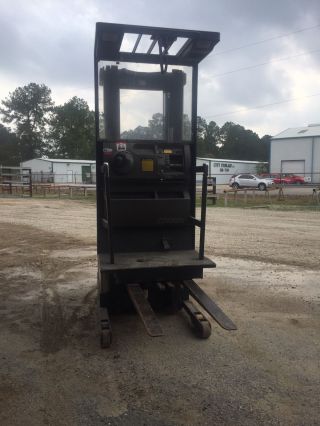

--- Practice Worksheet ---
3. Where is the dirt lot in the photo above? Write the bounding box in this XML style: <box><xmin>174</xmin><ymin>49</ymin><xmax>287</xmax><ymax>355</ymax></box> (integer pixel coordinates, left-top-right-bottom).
<box><xmin>0</xmin><ymin>198</ymin><xmax>319</xmax><ymax>426</ymax></box>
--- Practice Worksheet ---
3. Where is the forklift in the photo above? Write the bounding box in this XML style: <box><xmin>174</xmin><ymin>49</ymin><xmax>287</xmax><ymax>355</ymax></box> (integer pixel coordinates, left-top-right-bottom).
<box><xmin>94</xmin><ymin>23</ymin><xmax>236</xmax><ymax>347</ymax></box>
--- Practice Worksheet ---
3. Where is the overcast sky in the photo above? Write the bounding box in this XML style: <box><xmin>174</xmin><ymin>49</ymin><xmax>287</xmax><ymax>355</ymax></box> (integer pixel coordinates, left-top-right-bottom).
<box><xmin>0</xmin><ymin>0</ymin><xmax>319</xmax><ymax>137</ymax></box>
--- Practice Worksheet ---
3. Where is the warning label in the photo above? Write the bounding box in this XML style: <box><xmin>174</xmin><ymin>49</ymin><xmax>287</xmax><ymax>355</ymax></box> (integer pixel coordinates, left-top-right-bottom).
<box><xmin>116</xmin><ymin>142</ymin><xmax>127</xmax><ymax>152</ymax></box>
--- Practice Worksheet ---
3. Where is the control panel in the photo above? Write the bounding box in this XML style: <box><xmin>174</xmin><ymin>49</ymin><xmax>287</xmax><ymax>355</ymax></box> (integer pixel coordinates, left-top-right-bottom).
<box><xmin>103</xmin><ymin>141</ymin><xmax>190</xmax><ymax>180</ymax></box>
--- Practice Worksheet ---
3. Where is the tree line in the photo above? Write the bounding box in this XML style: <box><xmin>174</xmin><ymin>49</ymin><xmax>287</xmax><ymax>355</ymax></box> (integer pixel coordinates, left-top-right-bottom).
<box><xmin>0</xmin><ymin>83</ymin><xmax>95</xmax><ymax>165</ymax></box>
<box><xmin>0</xmin><ymin>82</ymin><xmax>270</xmax><ymax>166</ymax></box>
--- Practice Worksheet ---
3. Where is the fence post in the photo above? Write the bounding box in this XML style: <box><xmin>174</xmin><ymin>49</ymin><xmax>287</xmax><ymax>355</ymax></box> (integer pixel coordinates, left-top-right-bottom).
<box><xmin>244</xmin><ymin>189</ymin><xmax>247</xmax><ymax>204</ymax></box>
<box><xmin>69</xmin><ymin>187</ymin><xmax>73</xmax><ymax>199</ymax></box>
<box><xmin>312</xmin><ymin>188</ymin><xmax>320</xmax><ymax>205</ymax></box>
<box><xmin>211</xmin><ymin>177</ymin><xmax>216</xmax><ymax>205</ymax></box>
<box><xmin>29</xmin><ymin>170</ymin><xmax>33</xmax><ymax>197</ymax></box>
<box><xmin>278</xmin><ymin>187</ymin><xmax>284</xmax><ymax>201</ymax></box>
<box><xmin>224</xmin><ymin>191</ymin><xmax>228</xmax><ymax>207</ymax></box>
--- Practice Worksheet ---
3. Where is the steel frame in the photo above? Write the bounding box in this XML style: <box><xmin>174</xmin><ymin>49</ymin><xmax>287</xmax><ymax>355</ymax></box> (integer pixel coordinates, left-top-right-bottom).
<box><xmin>93</xmin><ymin>23</ymin><xmax>236</xmax><ymax>347</ymax></box>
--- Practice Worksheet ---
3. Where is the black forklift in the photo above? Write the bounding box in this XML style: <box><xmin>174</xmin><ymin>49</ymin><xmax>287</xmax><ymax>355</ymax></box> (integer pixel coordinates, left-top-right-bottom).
<box><xmin>94</xmin><ymin>23</ymin><xmax>236</xmax><ymax>347</ymax></box>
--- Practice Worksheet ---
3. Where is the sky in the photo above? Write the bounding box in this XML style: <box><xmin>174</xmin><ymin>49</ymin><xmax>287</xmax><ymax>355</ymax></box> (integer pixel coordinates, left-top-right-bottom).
<box><xmin>0</xmin><ymin>0</ymin><xmax>319</xmax><ymax>137</ymax></box>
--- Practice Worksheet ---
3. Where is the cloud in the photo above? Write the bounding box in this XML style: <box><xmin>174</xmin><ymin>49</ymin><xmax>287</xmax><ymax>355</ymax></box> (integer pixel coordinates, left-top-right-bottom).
<box><xmin>0</xmin><ymin>0</ymin><xmax>319</xmax><ymax>136</ymax></box>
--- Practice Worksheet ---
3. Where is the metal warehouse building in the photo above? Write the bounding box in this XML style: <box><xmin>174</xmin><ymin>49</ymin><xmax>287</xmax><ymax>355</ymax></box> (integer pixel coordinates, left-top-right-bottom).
<box><xmin>271</xmin><ymin>124</ymin><xmax>320</xmax><ymax>183</ymax></box>
<box><xmin>196</xmin><ymin>157</ymin><xmax>266</xmax><ymax>184</ymax></box>
<box><xmin>20</xmin><ymin>158</ymin><xmax>96</xmax><ymax>184</ymax></box>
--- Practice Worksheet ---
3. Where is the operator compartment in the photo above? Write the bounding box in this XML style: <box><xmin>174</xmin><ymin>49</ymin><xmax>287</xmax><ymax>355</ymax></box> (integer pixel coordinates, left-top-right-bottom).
<box><xmin>98</xmin><ymin>62</ymin><xmax>196</xmax><ymax>252</ymax></box>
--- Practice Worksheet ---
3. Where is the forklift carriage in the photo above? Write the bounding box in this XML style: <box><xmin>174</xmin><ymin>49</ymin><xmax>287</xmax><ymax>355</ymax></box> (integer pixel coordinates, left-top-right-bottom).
<box><xmin>94</xmin><ymin>23</ymin><xmax>236</xmax><ymax>347</ymax></box>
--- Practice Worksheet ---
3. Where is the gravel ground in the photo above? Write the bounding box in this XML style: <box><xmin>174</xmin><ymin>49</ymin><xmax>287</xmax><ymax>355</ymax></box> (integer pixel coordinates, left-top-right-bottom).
<box><xmin>0</xmin><ymin>198</ymin><xmax>319</xmax><ymax>426</ymax></box>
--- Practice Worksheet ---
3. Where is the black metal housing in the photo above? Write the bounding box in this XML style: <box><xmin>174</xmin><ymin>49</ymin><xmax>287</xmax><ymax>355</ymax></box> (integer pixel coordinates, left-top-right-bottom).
<box><xmin>95</xmin><ymin>22</ymin><xmax>220</xmax><ymax>66</ymax></box>
<box><xmin>94</xmin><ymin>23</ymin><xmax>220</xmax><ymax>314</ymax></box>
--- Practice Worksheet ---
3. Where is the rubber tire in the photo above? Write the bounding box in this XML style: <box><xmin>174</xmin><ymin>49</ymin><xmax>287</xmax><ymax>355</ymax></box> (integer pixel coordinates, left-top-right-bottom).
<box><xmin>258</xmin><ymin>183</ymin><xmax>266</xmax><ymax>191</ymax></box>
<box><xmin>197</xmin><ymin>321</ymin><xmax>212</xmax><ymax>339</ymax></box>
<box><xmin>101</xmin><ymin>329</ymin><xmax>112</xmax><ymax>348</ymax></box>
<box><xmin>232</xmin><ymin>182</ymin><xmax>239</xmax><ymax>189</ymax></box>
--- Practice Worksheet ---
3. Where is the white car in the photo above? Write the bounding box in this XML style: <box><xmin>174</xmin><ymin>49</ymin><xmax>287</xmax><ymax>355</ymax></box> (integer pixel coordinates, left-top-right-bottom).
<box><xmin>229</xmin><ymin>174</ymin><xmax>274</xmax><ymax>191</ymax></box>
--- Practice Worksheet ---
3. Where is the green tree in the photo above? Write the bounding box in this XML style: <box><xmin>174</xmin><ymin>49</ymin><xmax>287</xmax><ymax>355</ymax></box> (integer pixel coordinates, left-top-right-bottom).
<box><xmin>259</xmin><ymin>134</ymin><xmax>271</xmax><ymax>161</ymax></box>
<box><xmin>121</xmin><ymin>125</ymin><xmax>151</xmax><ymax>140</ymax></box>
<box><xmin>148</xmin><ymin>112</ymin><xmax>163</xmax><ymax>139</ymax></box>
<box><xmin>218</xmin><ymin>122</ymin><xmax>266</xmax><ymax>161</ymax></box>
<box><xmin>0</xmin><ymin>124</ymin><xmax>20</xmax><ymax>165</ymax></box>
<box><xmin>197</xmin><ymin>117</ymin><xmax>220</xmax><ymax>157</ymax></box>
<box><xmin>121</xmin><ymin>113</ymin><xmax>163</xmax><ymax>140</ymax></box>
<box><xmin>0</xmin><ymin>83</ymin><xmax>53</xmax><ymax>160</ymax></box>
<box><xmin>121</xmin><ymin>113</ymin><xmax>192</xmax><ymax>141</ymax></box>
<box><xmin>49</xmin><ymin>97</ymin><xmax>95</xmax><ymax>159</ymax></box>
<box><xmin>255</xmin><ymin>162</ymin><xmax>269</xmax><ymax>174</ymax></box>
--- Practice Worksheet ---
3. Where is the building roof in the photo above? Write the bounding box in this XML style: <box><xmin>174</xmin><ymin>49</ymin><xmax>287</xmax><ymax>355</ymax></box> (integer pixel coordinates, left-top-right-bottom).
<box><xmin>272</xmin><ymin>124</ymin><xmax>320</xmax><ymax>139</ymax></box>
<box><xmin>197</xmin><ymin>157</ymin><xmax>266</xmax><ymax>164</ymax></box>
<box><xmin>33</xmin><ymin>157</ymin><xmax>264</xmax><ymax>165</ymax></box>
<box><xmin>36</xmin><ymin>158</ymin><xmax>95</xmax><ymax>164</ymax></box>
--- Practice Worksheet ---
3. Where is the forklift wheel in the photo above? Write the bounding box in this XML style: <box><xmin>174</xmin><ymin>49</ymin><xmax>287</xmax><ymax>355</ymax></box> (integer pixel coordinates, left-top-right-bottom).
<box><xmin>197</xmin><ymin>320</ymin><xmax>211</xmax><ymax>339</ymax></box>
<box><xmin>100</xmin><ymin>329</ymin><xmax>112</xmax><ymax>348</ymax></box>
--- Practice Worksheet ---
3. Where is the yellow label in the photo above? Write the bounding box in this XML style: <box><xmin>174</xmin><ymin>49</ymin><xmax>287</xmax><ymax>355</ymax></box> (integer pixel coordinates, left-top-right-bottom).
<box><xmin>141</xmin><ymin>159</ymin><xmax>154</xmax><ymax>172</ymax></box>
<box><xmin>163</xmin><ymin>149</ymin><xmax>173</xmax><ymax>154</ymax></box>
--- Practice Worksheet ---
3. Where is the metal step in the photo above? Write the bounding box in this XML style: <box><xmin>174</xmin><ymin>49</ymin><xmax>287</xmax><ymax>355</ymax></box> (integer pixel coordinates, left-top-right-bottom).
<box><xmin>183</xmin><ymin>280</ymin><xmax>237</xmax><ymax>330</ymax></box>
<box><xmin>127</xmin><ymin>284</ymin><xmax>164</xmax><ymax>337</ymax></box>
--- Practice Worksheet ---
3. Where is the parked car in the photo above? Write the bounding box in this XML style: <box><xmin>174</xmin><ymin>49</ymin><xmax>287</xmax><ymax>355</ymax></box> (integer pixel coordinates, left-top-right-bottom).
<box><xmin>284</xmin><ymin>174</ymin><xmax>305</xmax><ymax>184</ymax></box>
<box><xmin>229</xmin><ymin>174</ymin><xmax>274</xmax><ymax>191</ymax></box>
<box><xmin>260</xmin><ymin>173</ymin><xmax>291</xmax><ymax>184</ymax></box>
<box><xmin>260</xmin><ymin>173</ymin><xmax>280</xmax><ymax>181</ymax></box>
<box><xmin>260</xmin><ymin>173</ymin><xmax>306</xmax><ymax>184</ymax></box>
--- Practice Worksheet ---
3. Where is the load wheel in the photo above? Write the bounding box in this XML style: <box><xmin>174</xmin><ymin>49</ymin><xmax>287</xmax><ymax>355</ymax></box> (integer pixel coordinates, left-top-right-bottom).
<box><xmin>182</xmin><ymin>300</ymin><xmax>212</xmax><ymax>339</ymax></box>
<box><xmin>100</xmin><ymin>329</ymin><xmax>112</xmax><ymax>348</ymax></box>
<box><xmin>100</xmin><ymin>305</ymin><xmax>112</xmax><ymax>348</ymax></box>
<box><xmin>195</xmin><ymin>319</ymin><xmax>211</xmax><ymax>339</ymax></box>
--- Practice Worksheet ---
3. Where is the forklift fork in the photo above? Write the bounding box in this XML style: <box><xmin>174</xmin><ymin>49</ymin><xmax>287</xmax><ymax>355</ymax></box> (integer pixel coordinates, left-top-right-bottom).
<box><xmin>98</xmin><ymin>281</ymin><xmax>236</xmax><ymax>345</ymax></box>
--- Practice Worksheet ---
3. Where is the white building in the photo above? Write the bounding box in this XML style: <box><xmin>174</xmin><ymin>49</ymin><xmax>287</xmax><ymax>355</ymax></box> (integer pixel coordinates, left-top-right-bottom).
<box><xmin>20</xmin><ymin>158</ymin><xmax>96</xmax><ymax>184</ymax></box>
<box><xmin>196</xmin><ymin>157</ymin><xmax>266</xmax><ymax>184</ymax></box>
<box><xmin>271</xmin><ymin>124</ymin><xmax>320</xmax><ymax>183</ymax></box>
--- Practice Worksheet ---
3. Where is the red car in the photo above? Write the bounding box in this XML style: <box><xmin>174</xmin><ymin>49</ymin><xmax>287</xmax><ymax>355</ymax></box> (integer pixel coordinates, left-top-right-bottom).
<box><xmin>285</xmin><ymin>174</ymin><xmax>305</xmax><ymax>184</ymax></box>
<box><xmin>260</xmin><ymin>173</ymin><xmax>305</xmax><ymax>185</ymax></box>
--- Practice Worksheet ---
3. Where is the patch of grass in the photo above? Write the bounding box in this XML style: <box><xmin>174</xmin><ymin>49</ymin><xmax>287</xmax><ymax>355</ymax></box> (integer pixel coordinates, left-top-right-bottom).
<box><xmin>197</xmin><ymin>194</ymin><xmax>320</xmax><ymax>211</ymax></box>
<box><xmin>266</xmin><ymin>204</ymin><xmax>320</xmax><ymax>211</ymax></box>
<box><xmin>32</xmin><ymin>192</ymin><xmax>96</xmax><ymax>202</ymax></box>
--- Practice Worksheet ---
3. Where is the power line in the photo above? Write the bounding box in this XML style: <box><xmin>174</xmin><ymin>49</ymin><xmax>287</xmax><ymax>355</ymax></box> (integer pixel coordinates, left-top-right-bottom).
<box><xmin>205</xmin><ymin>92</ymin><xmax>320</xmax><ymax>119</ymax></box>
<box><xmin>212</xmin><ymin>48</ymin><xmax>320</xmax><ymax>78</ymax></box>
<box><xmin>212</xmin><ymin>23</ymin><xmax>320</xmax><ymax>56</ymax></box>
